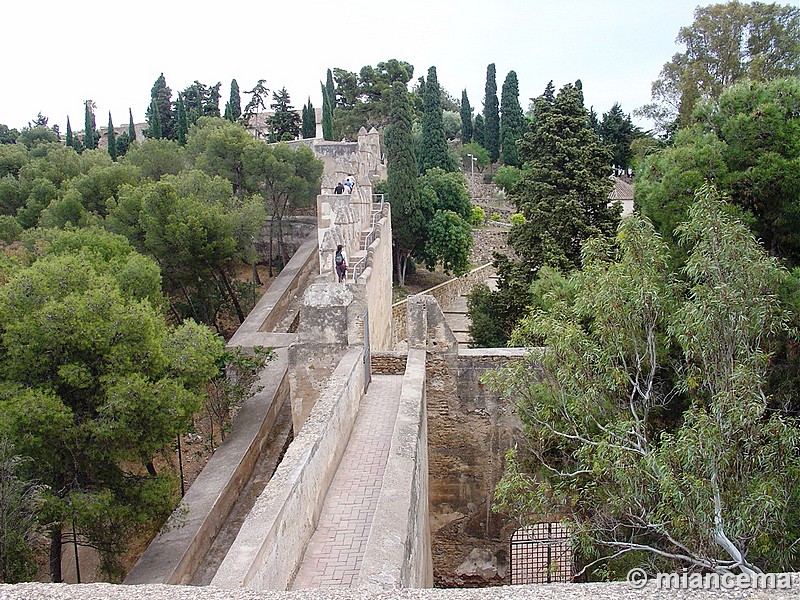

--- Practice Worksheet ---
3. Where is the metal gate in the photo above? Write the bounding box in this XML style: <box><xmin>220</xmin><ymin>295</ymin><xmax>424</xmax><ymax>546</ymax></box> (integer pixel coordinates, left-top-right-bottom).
<box><xmin>510</xmin><ymin>522</ymin><xmax>572</xmax><ymax>585</ymax></box>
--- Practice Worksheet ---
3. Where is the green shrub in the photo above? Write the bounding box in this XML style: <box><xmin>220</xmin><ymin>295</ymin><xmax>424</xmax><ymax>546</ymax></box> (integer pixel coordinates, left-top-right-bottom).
<box><xmin>470</xmin><ymin>205</ymin><xmax>486</xmax><ymax>226</ymax></box>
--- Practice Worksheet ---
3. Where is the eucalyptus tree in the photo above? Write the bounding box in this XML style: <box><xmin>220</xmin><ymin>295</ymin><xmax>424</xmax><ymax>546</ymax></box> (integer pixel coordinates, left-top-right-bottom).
<box><xmin>492</xmin><ymin>190</ymin><xmax>800</xmax><ymax>577</ymax></box>
<box><xmin>638</xmin><ymin>1</ymin><xmax>800</xmax><ymax>134</ymax></box>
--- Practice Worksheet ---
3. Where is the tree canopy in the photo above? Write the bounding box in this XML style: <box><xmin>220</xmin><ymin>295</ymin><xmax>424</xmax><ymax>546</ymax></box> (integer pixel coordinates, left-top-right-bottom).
<box><xmin>638</xmin><ymin>1</ymin><xmax>800</xmax><ymax>134</ymax></box>
<box><xmin>492</xmin><ymin>188</ymin><xmax>800</xmax><ymax>577</ymax></box>
<box><xmin>0</xmin><ymin>228</ymin><xmax>225</xmax><ymax>581</ymax></box>
<box><xmin>637</xmin><ymin>77</ymin><xmax>800</xmax><ymax>268</ymax></box>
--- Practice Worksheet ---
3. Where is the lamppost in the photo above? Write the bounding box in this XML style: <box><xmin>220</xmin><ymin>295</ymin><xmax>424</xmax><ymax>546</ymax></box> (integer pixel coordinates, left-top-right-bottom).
<box><xmin>467</xmin><ymin>153</ymin><xmax>477</xmax><ymax>181</ymax></box>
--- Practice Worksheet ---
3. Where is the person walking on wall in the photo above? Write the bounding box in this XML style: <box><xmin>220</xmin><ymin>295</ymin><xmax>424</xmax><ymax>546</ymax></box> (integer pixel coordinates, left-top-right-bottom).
<box><xmin>343</xmin><ymin>177</ymin><xmax>353</xmax><ymax>194</ymax></box>
<box><xmin>334</xmin><ymin>182</ymin><xmax>344</xmax><ymax>194</ymax></box>
<box><xmin>335</xmin><ymin>244</ymin><xmax>348</xmax><ymax>282</ymax></box>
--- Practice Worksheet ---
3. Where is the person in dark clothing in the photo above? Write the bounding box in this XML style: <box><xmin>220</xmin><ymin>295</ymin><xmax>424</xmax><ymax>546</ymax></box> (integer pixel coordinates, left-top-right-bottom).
<box><xmin>335</xmin><ymin>244</ymin><xmax>347</xmax><ymax>282</ymax></box>
<box><xmin>334</xmin><ymin>182</ymin><xmax>344</xmax><ymax>194</ymax></box>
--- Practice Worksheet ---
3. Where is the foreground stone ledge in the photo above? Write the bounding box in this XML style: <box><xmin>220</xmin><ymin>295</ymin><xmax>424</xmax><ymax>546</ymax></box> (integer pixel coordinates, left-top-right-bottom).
<box><xmin>3</xmin><ymin>577</ymin><xmax>799</xmax><ymax>600</ymax></box>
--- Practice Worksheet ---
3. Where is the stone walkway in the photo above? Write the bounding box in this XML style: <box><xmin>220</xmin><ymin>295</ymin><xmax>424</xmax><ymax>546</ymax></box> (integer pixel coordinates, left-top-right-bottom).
<box><xmin>290</xmin><ymin>374</ymin><xmax>403</xmax><ymax>589</ymax></box>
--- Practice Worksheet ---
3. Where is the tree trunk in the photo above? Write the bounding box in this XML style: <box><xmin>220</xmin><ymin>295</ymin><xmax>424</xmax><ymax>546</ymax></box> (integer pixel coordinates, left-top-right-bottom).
<box><xmin>146</xmin><ymin>461</ymin><xmax>158</xmax><ymax>477</ymax></box>
<box><xmin>268</xmin><ymin>218</ymin><xmax>274</xmax><ymax>277</ymax></box>
<box><xmin>49</xmin><ymin>524</ymin><xmax>63</xmax><ymax>583</ymax></box>
<box><xmin>251</xmin><ymin>262</ymin><xmax>262</xmax><ymax>286</ymax></box>
<box><xmin>219</xmin><ymin>269</ymin><xmax>245</xmax><ymax>323</ymax></box>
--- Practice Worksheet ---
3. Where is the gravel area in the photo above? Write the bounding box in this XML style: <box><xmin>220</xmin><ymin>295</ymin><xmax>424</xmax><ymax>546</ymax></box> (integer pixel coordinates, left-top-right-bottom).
<box><xmin>2</xmin><ymin>577</ymin><xmax>799</xmax><ymax>600</ymax></box>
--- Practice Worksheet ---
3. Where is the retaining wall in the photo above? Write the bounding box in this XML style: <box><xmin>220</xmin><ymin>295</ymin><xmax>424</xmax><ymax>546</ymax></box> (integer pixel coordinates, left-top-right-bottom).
<box><xmin>392</xmin><ymin>264</ymin><xmax>495</xmax><ymax>347</ymax></box>
<box><xmin>427</xmin><ymin>348</ymin><xmax>527</xmax><ymax>587</ymax></box>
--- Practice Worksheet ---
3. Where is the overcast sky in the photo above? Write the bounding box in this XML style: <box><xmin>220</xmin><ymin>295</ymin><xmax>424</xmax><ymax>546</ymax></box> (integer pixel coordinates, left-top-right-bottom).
<box><xmin>3</xmin><ymin>0</ymin><xmax>727</xmax><ymax>133</ymax></box>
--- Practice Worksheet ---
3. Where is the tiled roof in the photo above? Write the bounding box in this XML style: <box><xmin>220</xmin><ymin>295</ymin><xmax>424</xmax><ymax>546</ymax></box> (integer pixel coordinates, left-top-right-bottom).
<box><xmin>608</xmin><ymin>176</ymin><xmax>634</xmax><ymax>200</ymax></box>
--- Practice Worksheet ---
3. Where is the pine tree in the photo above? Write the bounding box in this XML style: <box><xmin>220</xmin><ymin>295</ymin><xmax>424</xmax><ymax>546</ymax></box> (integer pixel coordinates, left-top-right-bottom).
<box><xmin>302</xmin><ymin>97</ymin><xmax>316</xmax><ymax>138</ymax></box>
<box><xmin>267</xmin><ymin>87</ymin><xmax>300</xmax><ymax>141</ymax></box>
<box><xmin>419</xmin><ymin>66</ymin><xmax>454</xmax><ymax>174</ymax></box>
<box><xmin>460</xmin><ymin>89</ymin><xmax>473</xmax><ymax>143</ymax></box>
<box><xmin>128</xmin><ymin>108</ymin><xmax>136</xmax><ymax>143</ymax></box>
<box><xmin>483</xmin><ymin>63</ymin><xmax>500</xmax><ymax>162</ymax></box>
<box><xmin>228</xmin><ymin>79</ymin><xmax>242</xmax><ymax>121</ymax></box>
<box><xmin>84</xmin><ymin>100</ymin><xmax>98</xmax><ymax>149</ymax></box>
<box><xmin>473</xmin><ymin>113</ymin><xmax>486</xmax><ymax>148</ymax></box>
<box><xmin>500</xmin><ymin>70</ymin><xmax>526</xmax><ymax>167</ymax></box>
<box><xmin>386</xmin><ymin>81</ymin><xmax>423</xmax><ymax>286</ymax></box>
<box><xmin>107</xmin><ymin>112</ymin><xmax>117</xmax><ymax>161</ymax></box>
<box><xmin>177</xmin><ymin>94</ymin><xmax>188</xmax><ymax>146</ymax></box>
<box><xmin>321</xmin><ymin>83</ymin><xmax>334</xmax><ymax>141</ymax></box>
<box><xmin>65</xmin><ymin>117</ymin><xmax>73</xmax><ymax>148</ymax></box>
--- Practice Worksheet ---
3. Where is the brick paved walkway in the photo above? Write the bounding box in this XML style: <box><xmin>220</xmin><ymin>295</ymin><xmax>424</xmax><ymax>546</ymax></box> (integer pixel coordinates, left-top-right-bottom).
<box><xmin>290</xmin><ymin>374</ymin><xmax>403</xmax><ymax>589</ymax></box>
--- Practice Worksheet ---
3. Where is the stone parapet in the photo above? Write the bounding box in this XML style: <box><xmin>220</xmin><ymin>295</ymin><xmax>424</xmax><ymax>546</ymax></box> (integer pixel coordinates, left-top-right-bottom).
<box><xmin>227</xmin><ymin>231</ymin><xmax>319</xmax><ymax>348</ymax></box>
<box><xmin>210</xmin><ymin>346</ymin><xmax>366</xmax><ymax>590</ymax></box>
<box><xmin>359</xmin><ymin>348</ymin><xmax>433</xmax><ymax>589</ymax></box>
<box><xmin>124</xmin><ymin>351</ymin><xmax>291</xmax><ymax>585</ymax></box>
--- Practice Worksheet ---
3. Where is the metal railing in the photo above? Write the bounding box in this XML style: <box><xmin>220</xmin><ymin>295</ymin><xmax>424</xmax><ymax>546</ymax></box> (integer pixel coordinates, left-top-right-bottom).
<box><xmin>351</xmin><ymin>195</ymin><xmax>387</xmax><ymax>282</ymax></box>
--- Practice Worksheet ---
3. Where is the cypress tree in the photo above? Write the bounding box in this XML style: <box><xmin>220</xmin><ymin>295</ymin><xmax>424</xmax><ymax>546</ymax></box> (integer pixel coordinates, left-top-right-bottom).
<box><xmin>386</xmin><ymin>81</ymin><xmax>423</xmax><ymax>287</ymax></box>
<box><xmin>474</xmin><ymin>113</ymin><xmax>486</xmax><ymax>148</ymax></box>
<box><xmin>84</xmin><ymin>100</ymin><xmax>98</xmax><ymax>149</ymax></box>
<box><xmin>419</xmin><ymin>66</ymin><xmax>455</xmax><ymax>174</ymax></box>
<box><xmin>302</xmin><ymin>97</ymin><xmax>316</xmax><ymax>138</ymax></box>
<box><xmin>107</xmin><ymin>112</ymin><xmax>117</xmax><ymax>161</ymax></box>
<box><xmin>483</xmin><ymin>63</ymin><xmax>500</xmax><ymax>162</ymax></box>
<box><xmin>325</xmin><ymin>69</ymin><xmax>335</xmax><ymax>110</ymax></box>
<box><xmin>148</xmin><ymin>97</ymin><xmax>162</xmax><ymax>139</ymax></box>
<box><xmin>177</xmin><ymin>94</ymin><xmax>188</xmax><ymax>146</ymax></box>
<box><xmin>321</xmin><ymin>83</ymin><xmax>334</xmax><ymax>141</ymax></box>
<box><xmin>65</xmin><ymin>117</ymin><xmax>73</xmax><ymax>148</ymax></box>
<box><xmin>510</xmin><ymin>82</ymin><xmax>616</xmax><ymax>275</ymax></box>
<box><xmin>228</xmin><ymin>79</ymin><xmax>242</xmax><ymax>121</ymax></box>
<box><xmin>146</xmin><ymin>73</ymin><xmax>174</xmax><ymax>139</ymax></box>
<box><xmin>128</xmin><ymin>108</ymin><xmax>136</xmax><ymax>142</ymax></box>
<box><xmin>500</xmin><ymin>70</ymin><xmax>526</xmax><ymax>167</ymax></box>
<box><xmin>460</xmin><ymin>89</ymin><xmax>473</xmax><ymax>143</ymax></box>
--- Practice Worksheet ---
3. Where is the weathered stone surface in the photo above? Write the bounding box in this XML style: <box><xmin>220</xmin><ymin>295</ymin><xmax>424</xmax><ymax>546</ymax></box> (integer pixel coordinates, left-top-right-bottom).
<box><xmin>426</xmin><ymin>350</ymin><xmax>526</xmax><ymax>588</ymax></box>
<box><xmin>4</xmin><ymin>576</ymin><xmax>799</xmax><ymax>599</ymax></box>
